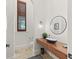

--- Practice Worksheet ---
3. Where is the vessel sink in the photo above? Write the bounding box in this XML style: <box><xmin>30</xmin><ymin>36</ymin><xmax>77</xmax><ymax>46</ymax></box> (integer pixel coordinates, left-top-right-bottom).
<box><xmin>46</xmin><ymin>38</ymin><xmax>57</xmax><ymax>43</ymax></box>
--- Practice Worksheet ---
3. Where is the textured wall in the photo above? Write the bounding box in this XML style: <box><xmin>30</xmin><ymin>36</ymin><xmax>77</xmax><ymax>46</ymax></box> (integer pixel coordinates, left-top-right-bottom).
<box><xmin>6</xmin><ymin>0</ymin><xmax>15</xmax><ymax>59</ymax></box>
<box><xmin>45</xmin><ymin>0</ymin><xmax>68</xmax><ymax>44</ymax></box>
<box><xmin>14</xmin><ymin>0</ymin><xmax>34</xmax><ymax>48</ymax></box>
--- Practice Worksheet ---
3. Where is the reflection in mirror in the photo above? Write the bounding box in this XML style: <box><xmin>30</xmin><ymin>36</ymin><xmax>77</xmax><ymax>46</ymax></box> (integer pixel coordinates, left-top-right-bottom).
<box><xmin>50</xmin><ymin>16</ymin><xmax>67</xmax><ymax>35</ymax></box>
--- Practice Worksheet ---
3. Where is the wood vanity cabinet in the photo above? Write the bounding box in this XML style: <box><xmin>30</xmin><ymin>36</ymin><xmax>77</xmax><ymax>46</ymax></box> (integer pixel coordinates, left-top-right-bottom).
<box><xmin>37</xmin><ymin>38</ymin><xmax>67</xmax><ymax>59</ymax></box>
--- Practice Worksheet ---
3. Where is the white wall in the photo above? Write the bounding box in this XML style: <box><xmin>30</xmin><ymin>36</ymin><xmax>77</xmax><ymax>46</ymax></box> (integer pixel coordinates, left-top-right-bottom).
<box><xmin>45</xmin><ymin>0</ymin><xmax>68</xmax><ymax>44</ymax></box>
<box><xmin>6</xmin><ymin>0</ymin><xmax>35</xmax><ymax>59</ymax></box>
<box><xmin>14</xmin><ymin>0</ymin><xmax>34</xmax><ymax>48</ymax></box>
<box><xmin>6</xmin><ymin>0</ymin><xmax>15</xmax><ymax>59</ymax></box>
<box><xmin>45</xmin><ymin>0</ymin><xmax>72</xmax><ymax>54</ymax></box>
<box><xmin>33</xmin><ymin>0</ymin><xmax>72</xmax><ymax>58</ymax></box>
<box><xmin>33</xmin><ymin>0</ymin><xmax>47</xmax><ymax>38</ymax></box>
<box><xmin>68</xmin><ymin>0</ymin><xmax>72</xmax><ymax>54</ymax></box>
<box><xmin>32</xmin><ymin>0</ymin><xmax>47</xmax><ymax>55</ymax></box>
<box><xmin>31</xmin><ymin>0</ymin><xmax>69</xmax><ymax>44</ymax></box>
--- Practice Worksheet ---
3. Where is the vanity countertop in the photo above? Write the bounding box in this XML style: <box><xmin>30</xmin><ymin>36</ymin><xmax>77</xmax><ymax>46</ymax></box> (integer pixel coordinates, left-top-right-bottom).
<box><xmin>37</xmin><ymin>38</ymin><xmax>67</xmax><ymax>59</ymax></box>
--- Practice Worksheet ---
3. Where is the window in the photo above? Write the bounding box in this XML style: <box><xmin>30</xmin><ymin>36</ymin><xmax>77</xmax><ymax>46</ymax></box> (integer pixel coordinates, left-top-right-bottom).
<box><xmin>17</xmin><ymin>1</ymin><xmax>26</xmax><ymax>31</ymax></box>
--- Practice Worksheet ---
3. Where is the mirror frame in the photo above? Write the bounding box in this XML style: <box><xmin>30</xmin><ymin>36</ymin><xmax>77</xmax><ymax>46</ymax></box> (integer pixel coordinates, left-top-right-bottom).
<box><xmin>50</xmin><ymin>16</ymin><xmax>67</xmax><ymax>35</ymax></box>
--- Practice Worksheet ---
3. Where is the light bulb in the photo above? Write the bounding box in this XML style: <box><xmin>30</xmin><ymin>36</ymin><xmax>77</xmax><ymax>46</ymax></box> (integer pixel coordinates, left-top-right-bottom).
<box><xmin>39</xmin><ymin>24</ymin><xmax>43</xmax><ymax>28</ymax></box>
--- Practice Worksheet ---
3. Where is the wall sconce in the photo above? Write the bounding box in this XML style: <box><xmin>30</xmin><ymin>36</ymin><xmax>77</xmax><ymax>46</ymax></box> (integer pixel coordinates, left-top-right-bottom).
<box><xmin>39</xmin><ymin>21</ymin><xmax>43</xmax><ymax>28</ymax></box>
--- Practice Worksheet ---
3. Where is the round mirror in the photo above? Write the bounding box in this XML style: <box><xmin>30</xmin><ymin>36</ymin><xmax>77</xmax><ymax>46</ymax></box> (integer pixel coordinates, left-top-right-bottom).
<box><xmin>50</xmin><ymin>16</ymin><xmax>67</xmax><ymax>35</ymax></box>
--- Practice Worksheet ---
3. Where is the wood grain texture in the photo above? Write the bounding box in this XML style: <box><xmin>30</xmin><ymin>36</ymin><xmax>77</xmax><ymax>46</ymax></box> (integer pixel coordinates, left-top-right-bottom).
<box><xmin>37</xmin><ymin>38</ymin><xmax>67</xmax><ymax>59</ymax></box>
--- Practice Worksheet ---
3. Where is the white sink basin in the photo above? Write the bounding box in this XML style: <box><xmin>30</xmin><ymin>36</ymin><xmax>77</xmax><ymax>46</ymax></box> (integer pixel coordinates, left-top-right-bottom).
<box><xmin>46</xmin><ymin>38</ymin><xmax>57</xmax><ymax>41</ymax></box>
<box><xmin>46</xmin><ymin>38</ymin><xmax>57</xmax><ymax>43</ymax></box>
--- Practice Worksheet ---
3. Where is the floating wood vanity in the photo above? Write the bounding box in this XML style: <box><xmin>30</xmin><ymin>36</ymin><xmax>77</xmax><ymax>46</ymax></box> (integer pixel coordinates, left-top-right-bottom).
<box><xmin>37</xmin><ymin>38</ymin><xmax>67</xmax><ymax>59</ymax></box>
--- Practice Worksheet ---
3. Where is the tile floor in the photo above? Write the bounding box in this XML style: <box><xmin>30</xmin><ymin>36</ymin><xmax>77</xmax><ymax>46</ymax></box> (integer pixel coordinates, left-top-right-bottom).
<box><xmin>28</xmin><ymin>53</ymin><xmax>53</xmax><ymax>59</ymax></box>
<box><xmin>14</xmin><ymin>48</ymin><xmax>33</xmax><ymax>59</ymax></box>
<box><xmin>28</xmin><ymin>55</ymin><xmax>43</xmax><ymax>59</ymax></box>
<box><xmin>14</xmin><ymin>47</ymin><xmax>53</xmax><ymax>59</ymax></box>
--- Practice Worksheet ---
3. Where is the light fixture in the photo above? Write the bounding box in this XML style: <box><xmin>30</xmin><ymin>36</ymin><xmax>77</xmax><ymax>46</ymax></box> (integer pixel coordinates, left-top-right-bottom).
<box><xmin>39</xmin><ymin>21</ymin><xmax>43</xmax><ymax>28</ymax></box>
